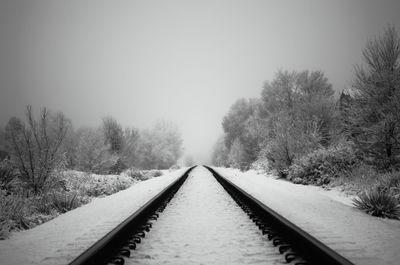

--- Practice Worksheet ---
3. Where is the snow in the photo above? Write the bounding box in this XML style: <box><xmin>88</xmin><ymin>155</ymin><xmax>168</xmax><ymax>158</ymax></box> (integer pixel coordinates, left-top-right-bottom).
<box><xmin>127</xmin><ymin>166</ymin><xmax>286</xmax><ymax>265</ymax></box>
<box><xmin>1</xmin><ymin>166</ymin><xmax>398</xmax><ymax>265</ymax></box>
<box><xmin>0</xmin><ymin>168</ymin><xmax>188</xmax><ymax>265</ymax></box>
<box><xmin>213</xmin><ymin>167</ymin><xmax>400</xmax><ymax>265</ymax></box>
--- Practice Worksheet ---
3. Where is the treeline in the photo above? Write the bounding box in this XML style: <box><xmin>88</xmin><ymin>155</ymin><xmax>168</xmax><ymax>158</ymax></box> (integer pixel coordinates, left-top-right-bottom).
<box><xmin>0</xmin><ymin>107</ymin><xmax>183</xmax><ymax>194</ymax></box>
<box><xmin>213</xmin><ymin>70</ymin><xmax>338</xmax><ymax>174</ymax></box>
<box><xmin>212</xmin><ymin>26</ymin><xmax>400</xmax><ymax>201</ymax></box>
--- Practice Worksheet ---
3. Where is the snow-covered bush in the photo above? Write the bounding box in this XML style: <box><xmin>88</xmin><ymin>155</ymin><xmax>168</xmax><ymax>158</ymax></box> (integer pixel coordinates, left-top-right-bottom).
<box><xmin>0</xmin><ymin>160</ymin><xmax>17</xmax><ymax>192</ymax></box>
<box><xmin>169</xmin><ymin>165</ymin><xmax>180</xmax><ymax>170</ymax></box>
<box><xmin>375</xmin><ymin>172</ymin><xmax>400</xmax><ymax>200</ymax></box>
<box><xmin>63</xmin><ymin>171</ymin><xmax>134</xmax><ymax>197</ymax></box>
<box><xmin>288</xmin><ymin>142</ymin><xmax>357</xmax><ymax>185</ymax></box>
<box><xmin>48</xmin><ymin>192</ymin><xmax>84</xmax><ymax>213</ymax></box>
<box><xmin>123</xmin><ymin>168</ymin><xmax>163</xmax><ymax>181</ymax></box>
<box><xmin>353</xmin><ymin>188</ymin><xmax>400</xmax><ymax>219</ymax></box>
<box><xmin>0</xmin><ymin>191</ymin><xmax>31</xmax><ymax>238</ymax></box>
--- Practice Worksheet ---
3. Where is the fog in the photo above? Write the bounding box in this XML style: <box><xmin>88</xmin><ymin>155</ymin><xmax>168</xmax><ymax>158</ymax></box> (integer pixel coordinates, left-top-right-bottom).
<box><xmin>1</xmin><ymin>0</ymin><xmax>400</xmax><ymax>163</ymax></box>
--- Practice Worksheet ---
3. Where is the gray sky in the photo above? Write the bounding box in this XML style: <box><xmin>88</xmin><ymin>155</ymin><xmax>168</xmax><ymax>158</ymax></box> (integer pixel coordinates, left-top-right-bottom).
<box><xmin>1</xmin><ymin>0</ymin><xmax>400</xmax><ymax>163</ymax></box>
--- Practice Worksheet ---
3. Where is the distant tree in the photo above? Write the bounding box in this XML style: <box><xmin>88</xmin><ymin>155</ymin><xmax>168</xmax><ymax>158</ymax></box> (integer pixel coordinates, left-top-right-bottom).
<box><xmin>59</xmin><ymin>126</ymin><xmax>79</xmax><ymax>169</ymax></box>
<box><xmin>227</xmin><ymin>138</ymin><xmax>248</xmax><ymax>169</ymax></box>
<box><xmin>0</xmin><ymin>127</ymin><xmax>8</xmax><ymax>161</ymax></box>
<box><xmin>102</xmin><ymin>116</ymin><xmax>124</xmax><ymax>154</ymax></box>
<box><xmin>211</xmin><ymin>135</ymin><xmax>229</xmax><ymax>167</ymax></box>
<box><xmin>5</xmin><ymin>106</ymin><xmax>70</xmax><ymax>194</ymax></box>
<box><xmin>184</xmin><ymin>155</ymin><xmax>194</xmax><ymax>167</ymax></box>
<box><xmin>345</xmin><ymin>26</ymin><xmax>400</xmax><ymax>168</ymax></box>
<box><xmin>122</xmin><ymin>127</ymin><xmax>141</xmax><ymax>168</ymax></box>
<box><xmin>75</xmin><ymin>127</ymin><xmax>118</xmax><ymax>174</ymax></box>
<box><xmin>222</xmin><ymin>98</ymin><xmax>265</xmax><ymax>168</ymax></box>
<box><xmin>222</xmin><ymin>98</ymin><xmax>257</xmax><ymax>149</ymax></box>
<box><xmin>138</xmin><ymin>121</ymin><xmax>183</xmax><ymax>169</ymax></box>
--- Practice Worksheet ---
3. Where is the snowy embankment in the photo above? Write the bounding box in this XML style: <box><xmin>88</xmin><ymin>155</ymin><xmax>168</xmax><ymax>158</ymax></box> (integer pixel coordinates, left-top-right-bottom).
<box><xmin>0</xmin><ymin>168</ymin><xmax>188</xmax><ymax>265</ymax></box>
<box><xmin>213</xmin><ymin>167</ymin><xmax>400</xmax><ymax>265</ymax></box>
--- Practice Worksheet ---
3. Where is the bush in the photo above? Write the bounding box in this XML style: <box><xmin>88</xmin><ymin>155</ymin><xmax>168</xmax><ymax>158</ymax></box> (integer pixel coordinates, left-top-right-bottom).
<box><xmin>169</xmin><ymin>165</ymin><xmax>180</xmax><ymax>170</ymax></box>
<box><xmin>353</xmin><ymin>188</ymin><xmax>400</xmax><ymax>219</ymax></box>
<box><xmin>0</xmin><ymin>160</ymin><xmax>17</xmax><ymax>192</ymax></box>
<box><xmin>63</xmin><ymin>171</ymin><xmax>134</xmax><ymax>197</ymax></box>
<box><xmin>375</xmin><ymin>172</ymin><xmax>400</xmax><ymax>200</ymax></box>
<box><xmin>0</xmin><ymin>192</ymin><xmax>31</xmax><ymax>233</ymax></box>
<box><xmin>48</xmin><ymin>192</ymin><xmax>82</xmax><ymax>213</ymax></box>
<box><xmin>250</xmin><ymin>157</ymin><xmax>271</xmax><ymax>173</ymax></box>
<box><xmin>146</xmin><ymin>170</ymin><xmax>163</xmax><ymax>178</ymax></box>
<box><xmin>288</xmin><ymin>142</ymin><xmax>357</xmax><ymax>185</ymax></box>
<box><xmin>123</xmin><ymin>168</ymin><xmax>163</xmax><ymax>181</ymax></box>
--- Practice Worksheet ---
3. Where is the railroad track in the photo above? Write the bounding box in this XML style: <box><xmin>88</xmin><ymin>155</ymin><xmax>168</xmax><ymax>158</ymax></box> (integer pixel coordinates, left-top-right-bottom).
<box><xmin>69</xmin><ymin>166</ymin><xmax>195</xmax><ymax>265</ymax></box>
<box><xmin>69</xmin><ymin>166</ymin><xmax>354</xmax><ymax>265</ymax></box>
<box><xmin>205</xmin><ymin>166</ymin><xmax>354</xmax><ymax>265</ymax></box>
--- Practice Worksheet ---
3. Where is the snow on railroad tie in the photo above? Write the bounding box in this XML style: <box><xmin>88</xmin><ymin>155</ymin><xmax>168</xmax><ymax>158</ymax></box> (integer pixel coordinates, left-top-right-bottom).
<box><xmin>212</xmin><ymin>167</ymin><xmax>400</xmax><ymax>265</ymax></box>
<box><xmin>0</xmin><ymin>168</ymin><xmax>189</xmax><ymax>265</ymax></box>
<box><xmin>127</xmin><ymin>166</ymin><xmax>286</xmax><ymax>265</ymax></box>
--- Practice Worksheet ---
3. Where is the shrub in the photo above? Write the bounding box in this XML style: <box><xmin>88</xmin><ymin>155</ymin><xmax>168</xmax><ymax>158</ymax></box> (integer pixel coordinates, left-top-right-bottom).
<box><xmin>145</xmin><ymin>170</ymin><xmax>163</xmax><ymax>178</ymax></box>
<box><xmin>169</xmin><ymin>165</ymin><xmax>180</xmax><ymax>171</ymax></box>
<box><xmin>0</xmin><ymin>220</ymin><xmax>12</xmax><ymax>240</ymax></box>
<box><xmin>288</xmin><ymin>142</ymin><xmax>357</xmax><ymax>185</ymax></box>
<box><xmin>63</xmin><ymin>171</ymin><xmax>134</xmax><ymax>197</ymax></box>
<box><xmin>353</xmin><ymin>188</ymin><xmax>400</xmax><ymax>219</ymax></box>
<box><xmin>375</xmin><ymin>172</ymin><xmax>400</xmax><ymax>200</ymax></box>
<box><xmin>48</xmin><ymin>192</ymin><xmax>82</xmax><ymax>213</ymax></box>
<box><xmin>0</xmin><ymin>191</ymin><xmax>31</xmax><ymax>232</ymax></box>
<box><xmin>250</xmin><ymin>157</ymin><xmax>271</xmax><ymax>173</ymax></box>
<box><xmin>124</xmin><ymin>168</ymin><xmax>146</xmax><ymax>180</ymax></box>
<box><xmin>0</xmin><ymin>160</ymin><xmax>17</xmax><ymax>192</ymax></box>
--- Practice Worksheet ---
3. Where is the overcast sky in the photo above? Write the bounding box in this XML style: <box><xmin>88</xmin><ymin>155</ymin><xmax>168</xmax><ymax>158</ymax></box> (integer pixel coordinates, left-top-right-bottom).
<box><xmin>1</xmin><ymin>0</ymin><xmax>400</xmax><ymax>163</ymax></box>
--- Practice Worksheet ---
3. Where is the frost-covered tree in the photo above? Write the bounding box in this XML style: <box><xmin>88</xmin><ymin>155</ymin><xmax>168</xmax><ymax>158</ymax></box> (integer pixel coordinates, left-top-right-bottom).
<box><xmin>5</xmin><ymin>106</ymin><xmax>70</xmax><ymax>193</ymax></box>
<box><xmin>121</xmin><ymin>127</ymin><xmax>141</xmax><ymax>168</ymax></box>
<box><xmin>75</xmin><ymin>127</ymin><xmax>118</xmax><ymax>174</ymax></box>
<box><xmin>211</xmin><ymin>135</ymin><xmax>229</xmax><ymax>167</ymax></box>
<box><xmin>184</xmin><ymin>156</ymin><xmax>194</xmax><ymax>167</ymax></box>
<box><xmin>345</xmin><ymin>26</ymin><xmax>400</xmax><ymax>168</ymax></box>
<box><xmin>138</xmin><ymin>121</ymin><xmax>183</xmax><ymax>169</ymax></box>
<box><xmin>260</xmin><ymin>70</ymin><xmax>334</xmax><ymax>172</ymax></box>
<box><xmin>222</xmin><ymin>98</ymin><xmax>266</xmax><ymax>168</ymax></box>
<box><xmin>102</xmin><ymin>116</ymin><xmax>124</xmax><ymax>154</ymax></box>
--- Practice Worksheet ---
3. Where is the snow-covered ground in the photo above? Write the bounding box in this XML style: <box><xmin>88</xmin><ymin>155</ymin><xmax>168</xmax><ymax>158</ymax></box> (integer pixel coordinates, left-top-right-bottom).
<box><xmin>0</xmin><ymin>168</ymin><xmax>188</xmax><ymax>265</ymax></box>
<box><xmin>128</xmin><ymin>166</ymin><xmax>286</xmax><ymax>265</ymax></box>
<box><xmin>1</xmin><ymin>166</ymin><xmax>398</xmax><ymax>265</ymax></box>
<box><xmin>213</xmin><ymin>167</ymin><xmax>400</xmax><ymax>265</ymax></box>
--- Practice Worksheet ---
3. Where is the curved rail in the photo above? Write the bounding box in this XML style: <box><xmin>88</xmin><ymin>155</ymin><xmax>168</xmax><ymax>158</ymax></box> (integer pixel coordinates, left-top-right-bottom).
<box><xmin>205</xmin><ymin>166</ymin><xmax>354</xmax><ymax>265</ymax></box>
<box><xmin>69</xmin><ymin>166</ymin><xmax>195</xmax><ymax>265</ymax></box>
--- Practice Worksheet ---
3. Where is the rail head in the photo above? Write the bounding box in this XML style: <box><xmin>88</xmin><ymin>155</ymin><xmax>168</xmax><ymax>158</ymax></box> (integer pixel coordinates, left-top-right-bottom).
<box><xmin>205</xmin><ymin>166</ymin><xmax>354</xmax><ymax>265</ymax></box>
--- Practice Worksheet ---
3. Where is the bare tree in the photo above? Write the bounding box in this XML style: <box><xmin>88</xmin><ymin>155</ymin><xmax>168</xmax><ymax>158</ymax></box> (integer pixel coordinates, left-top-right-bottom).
<box><xmin>5</xmin><ymin>106</ymin><xmax>70</xmax><ymax>194</ymax></box>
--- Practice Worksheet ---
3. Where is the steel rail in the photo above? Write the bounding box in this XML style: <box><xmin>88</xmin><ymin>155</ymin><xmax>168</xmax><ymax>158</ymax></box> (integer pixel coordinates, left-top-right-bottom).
<box><xmin>69</xmin><ymin>166</ymin><xmax>195</xmax><ymax>265</ymax></box>
<box><xmin>205</xmin><ymin>166</ymin><xmax>354</xmax><ymax>265</ymax></box>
